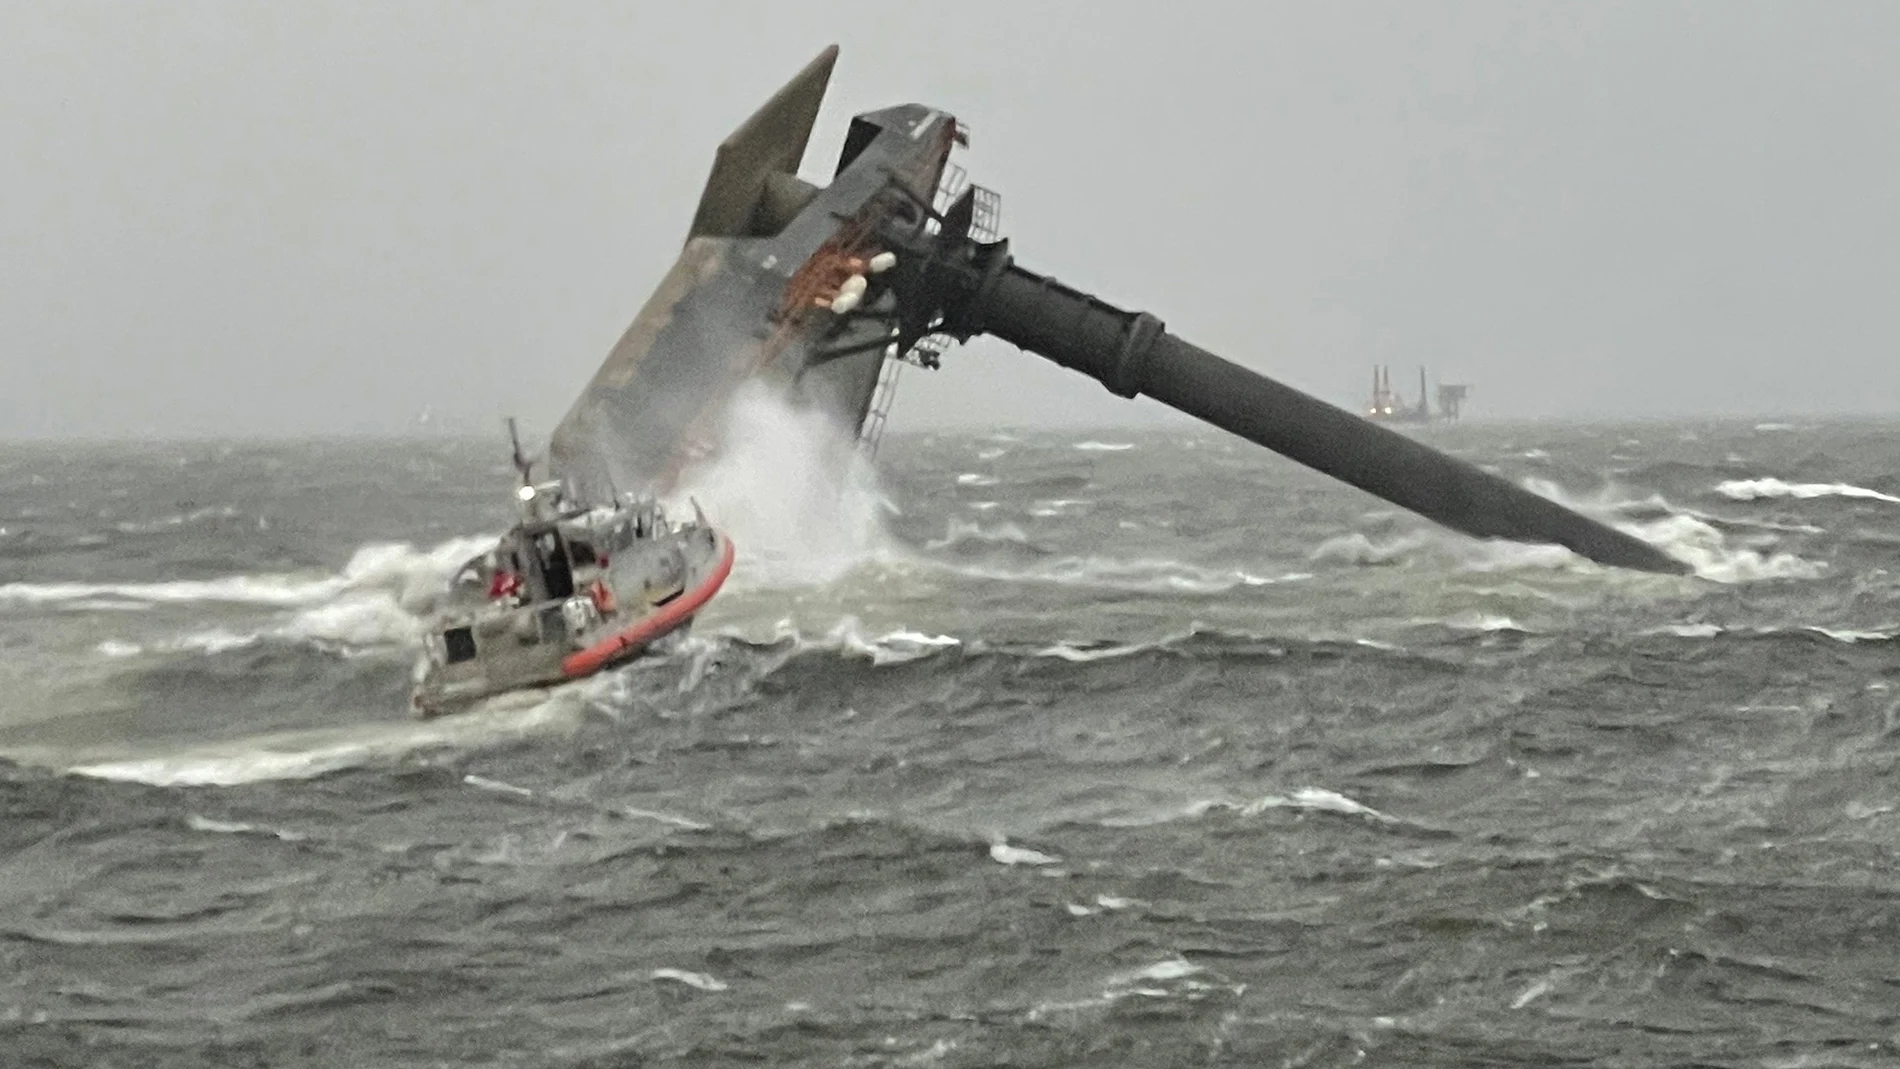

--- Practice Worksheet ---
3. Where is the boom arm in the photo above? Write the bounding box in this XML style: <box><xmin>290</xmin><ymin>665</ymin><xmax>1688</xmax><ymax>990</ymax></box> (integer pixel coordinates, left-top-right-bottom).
<box><xmin>874</xmin><ymin>213</ymin><xmax>1688</xmax><ymax>575</ymax></box>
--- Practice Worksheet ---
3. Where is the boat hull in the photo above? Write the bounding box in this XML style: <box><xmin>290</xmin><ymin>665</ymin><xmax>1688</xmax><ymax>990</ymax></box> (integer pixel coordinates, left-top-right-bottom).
<box><xmin>411</xmin><ymin>528</ymin><xmax>734</xmax><ymax>719</ymax></box>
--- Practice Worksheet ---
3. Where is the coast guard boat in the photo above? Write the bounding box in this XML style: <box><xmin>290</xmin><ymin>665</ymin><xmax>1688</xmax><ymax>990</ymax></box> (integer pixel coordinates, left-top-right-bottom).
<box><xmin>410</xmin><ymin>423</ymin><xmax>735</xmax><ymax>718</ymax></box>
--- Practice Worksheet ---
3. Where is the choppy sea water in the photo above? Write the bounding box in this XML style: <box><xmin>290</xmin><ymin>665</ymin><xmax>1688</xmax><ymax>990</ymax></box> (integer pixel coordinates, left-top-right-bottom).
<box><xmin>3</xmin><ymin>417</ymin><xmax>1900</xmax><ymax>1067</ymax></box>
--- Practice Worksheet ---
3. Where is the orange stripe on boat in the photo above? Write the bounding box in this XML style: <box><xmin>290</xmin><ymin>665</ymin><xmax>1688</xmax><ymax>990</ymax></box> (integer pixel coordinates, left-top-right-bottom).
<box><xmin>561</xmin><ymin>535</ymin><xmax>735</xmax><ymax>678</ymax></box>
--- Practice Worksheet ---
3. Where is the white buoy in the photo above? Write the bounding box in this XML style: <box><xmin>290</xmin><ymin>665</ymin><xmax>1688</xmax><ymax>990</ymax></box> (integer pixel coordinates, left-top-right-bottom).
<box><xmin>867</xmin><ymin>251</ymin><xmax>897</xmax><ymax>274</ymax></box>
<box><xmin>838</xmin><ymin>274</ymin><xmax>867</xmax><ymax>300</ymax></box>
<box><xmin>829</xmin><ymin>288</ymin><xmax>862</xmax><ymax>314</ymax></box>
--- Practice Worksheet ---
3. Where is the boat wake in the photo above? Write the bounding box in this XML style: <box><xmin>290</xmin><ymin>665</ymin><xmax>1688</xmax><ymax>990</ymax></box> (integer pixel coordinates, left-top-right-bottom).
<box><xmin>64</xmin><ymin>679</ymin><xmax>606</xmax><ymax>787</ymax></box>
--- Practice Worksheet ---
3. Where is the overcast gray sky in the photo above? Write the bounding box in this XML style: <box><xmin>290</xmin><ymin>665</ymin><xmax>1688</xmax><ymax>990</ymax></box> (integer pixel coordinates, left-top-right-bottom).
<box><xmin>4</xmin><ymin>1</ymin><xmax>1898</xmax><ymax>440</ymax></box>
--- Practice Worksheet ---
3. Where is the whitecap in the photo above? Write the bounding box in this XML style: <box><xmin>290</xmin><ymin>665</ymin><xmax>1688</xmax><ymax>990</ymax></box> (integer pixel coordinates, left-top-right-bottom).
<box><xmin>926</xmin><ymin>517</ymin><xmax>1032</xmax><ymax>552</ymax></box>
<box><xmin>1437</xmin><ymin>612</ymin><xmax>1532</xmax><ymax>633</ymax></box>
<box><xmin>1186</xmin><ymin>787</ymin><xmax>1401</xmax><ymax>824</ymax></box>
<box><xmin>651</xmin><ymin>968</ymin><xmax>727</xmax><ymax>992</ymax></box>
<box><xmin>1309</xmin><ymin>531</ymin><xmax>1423</xmax><ymax>567</ymax></box>
<box><xmin>463</xmin><ymin>774</ymin><xmax>534</xmax><ymax>798</ymax></box>
<box><xmin>66</xmin><ymin>677</ymin><xmax>607</xmax><ymax>787</ymax></box>
<box><xmin>1518</xmin><ymin>479</ymin><xmax>1826</xmax><ymax>583</ymax></box>
<box><xmin>990</xmin><ymin>840</ymin><xmax>1061</xmax><ymax>866</ymax></box>
<box><xmin>185</xmin><ymin>814</ymin><xmax>306</xmax><ymax>841</ymax></box>
<box><xmin>0</xmin><ymin>534</ymin><xmax>497</xmax><ymax>614</ymax></box>
<box><xmin>1717</xmin><ymin>478</ymin><xmax>1900</xmax><ymax>506</ymax></box>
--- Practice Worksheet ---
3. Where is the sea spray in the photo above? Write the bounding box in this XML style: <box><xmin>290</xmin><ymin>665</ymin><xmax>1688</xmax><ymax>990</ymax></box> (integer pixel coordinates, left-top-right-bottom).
<box><xmin>1519</xmin><ymin>477</ymin><xmax>1823</xmax><ymax>582</ymax></box>
<box><xmin>667</xmin><ymin>381</ymin><xmax>895</xmax><ymax>588</ymax></box>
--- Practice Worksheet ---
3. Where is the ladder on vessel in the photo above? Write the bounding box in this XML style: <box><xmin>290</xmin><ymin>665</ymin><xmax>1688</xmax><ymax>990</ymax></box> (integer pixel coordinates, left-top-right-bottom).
<box><xmin>858</xmin><ymin>354</ymin><xmax>905</xmax><ymax>457</ymax></box>
<box><xmin>857</xmin><ymin>154</ymin><xmax>1001</xmax><ymax>459</ymax></box>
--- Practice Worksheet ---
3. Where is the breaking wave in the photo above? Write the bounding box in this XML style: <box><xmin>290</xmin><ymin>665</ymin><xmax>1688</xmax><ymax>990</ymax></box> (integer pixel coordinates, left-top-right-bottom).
<box><xmin>923</xmin><ymin>518</ymin><xmax>1047</xmax><ymax>559</ymax></box>
<box><xmin>0</xmin><ymin>536</ymin><xmax>494</xmax><ymax>614</ymax></box>
<box><xmin>1516</xmin><ymin>478</ymin><xmax>1826</xmax><ymax>583</ymax></box>
<box><xmin>934</xmin><ymin>553</ymin><xmax>1297</xmax><ymax>596</ymax></box>
<box><xmin>66</xmin><ymin>680</ymin><xmax>607</xmax><ymax>788</ymax></box>
<box><xmin>46</xmin><ymin>605</ymin><xmax>1900</xmax><ymax>792</ymax></box>
<box><xmin>1618</xmin><ymin>513</ymin><xmax>1825</xmax><ymax>582</ymax></box>
<box><xmin>1304</xmin><ymin>475</ymin><xmax>1830</xmax><ymax>584</ymax></box>
<box><xmin>669</xmin><ymin>382</ymin><xmax>896</xmax><ymax>589</ymax></box>
<box><xmin>1716</xmin><ymin>478</ymin><xmax>1900</xmax><ymax>505</ymax></box>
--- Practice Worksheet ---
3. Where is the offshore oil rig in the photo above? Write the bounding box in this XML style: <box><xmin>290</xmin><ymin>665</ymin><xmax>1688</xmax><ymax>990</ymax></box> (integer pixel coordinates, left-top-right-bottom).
<box><xmin>543</xmin><ymin>46</ymin><xmax>1686</xmax><ymax>576</ymax></box>
<box><xmin>1365</xmin><ymin>365</ymin><xmax>1470</xmax><ymax>423</ymax></box>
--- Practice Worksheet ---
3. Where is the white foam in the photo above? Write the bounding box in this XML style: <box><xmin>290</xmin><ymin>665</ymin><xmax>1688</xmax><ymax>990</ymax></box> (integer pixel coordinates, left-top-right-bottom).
<box><xmin>1646</xmin><ymin>622</ymin><xmax>1900</xmax><ymax>644</ymax></box>
<box><xmin>463</xmin><ymin>774</ymin><xmax>534</xmax><ymax>798</ymax></box>
<box><xmin>733</xmin><ymin>617</ymin><xmax>962</xmax><ymax>667</ymax></box>
<box><xmin>73</xmin><ymin>534</ymin><xmax>500</xmax><ymax>662</ymax></box>
<box><xmin>1511</xmin><ymin>979</ymin><xmax>1552</xmax><ymax>1009</ymax></box>
<box><xmin>1439</xmin><ymin>612</ymin><xmax>1531</xmax><ymax>633</ymax></box>
<box><xmin>66</xmin><ymin>677</ymin><xmax>604</xmax><ymax>787</ymax></box>
<box><xmin>113</xmin><ymin>505</ymin><xmax>242</xmax><ymax>534</ymax></box>
<box><xmin>0</xmin><ymin>534</ymin><xmax>495</xmax><ymax>614</ymax></box>
<box><xmin>650</xmin><ymin>968</ymin><xmax>727</xmax><ymax>992</ymax></box>
<box><xmin>2</xmin><ymin>574</ymin><xmax>351</xmax><ymax>609</ymax></box>
<box><xmin>832</xmin><ymin>621</ymin><xmax>961</xmax><ymax>666</ymax></box>
<box><xmin>619</xmin><ymin>807</ymin><xmax>710</xmax><ymax>830</ymax></box>
<box><xmin>668</xmin><ymin>382</ymin><xmax>895</xmax><ymax>589</ymax></box>
<box><xmin>1181</xmin><ymin>787</ymin><xmax>1400</xmax><ymax>824</ymax></box>
<box><xmin>990</xmin><ymin>840</ymin><xmax>1061</xmax><ymax>866</ymax></box>
<box><xmin>1031</xmin><ymin>639</ymin><xmax>1149</xmax><ymax>663</ymax></box>
<box><xmin>926</xmin><ymin>517</ymin><xmax>1033</xmax><ymax>551</ymax></box>
<box><xmin>282</xmin><ymin>593</ymin><xmax>424</xmax><ymax>648</ymax></box>
<box><xmin>1520</xmin><ymin>478</ymin><xmax>1826</xmax><ymax>583</ymax></box>
<box><xmin>1125</xmin><ymin>959</ymin><xmax>1202</xmax><ymax>982</ymax></box>
<box><xmin>185</xmin><ymin>814</ymin><xmax>306</xmax><ymax>841</ymax></box>
<box><xmin>1073</xmin><ymin>441</ymin><xmax>1134</xmax><ymax>452</ymax></box>
<box><xmin>93</xmin><ymin>629</ymin><xmax>262</xmax><ymax>660</ymax></box>
<box><xmin>1620</xmin><ymin>513</ymin><xmax>1824</xmax><ymax>582</ymax></box>
<box><xmin>1664</xmin><ymin>622</ymin><xmax>1726</xmax><ymax>638</ymax></box>
<box><xmin>1808</xmin><ymin>626</ymin><xmax>1900</xmax><ymax>643</ymax></box>
<box><xmin>1717</xmin><ymin>478</ymin><xmax>1900</xmax><ymax>506</ymax></box>
<box><xmin>1311</xmin><ymin>527</ymin><xmax>1586</xmax><ymax>574</ymax></box>
<box><xmin>1309</xmin><ymin>531</ymin><xmax>1426</xmax><ymax>567</ymax></box>
<box><xmin>940</xmin><ymin>554</ymin><xmax>1290</xmax><ymax>596</ymax></box>
<box><xmin>1029</xmin><ymin>499</ymin><xmax>1091</xmax><ymax>518</ymax></box>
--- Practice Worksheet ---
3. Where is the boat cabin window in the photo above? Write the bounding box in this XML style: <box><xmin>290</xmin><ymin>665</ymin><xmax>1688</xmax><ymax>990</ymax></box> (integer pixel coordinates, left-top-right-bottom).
<box><xmin>443</xmin><ymin>626</ymin><xmax>477</xmax><ymax>664</ymax></box>
<box><xmin>569</xmin><ymin>538</ymin><xmax>598</xmax><ymax>567</ymax></box>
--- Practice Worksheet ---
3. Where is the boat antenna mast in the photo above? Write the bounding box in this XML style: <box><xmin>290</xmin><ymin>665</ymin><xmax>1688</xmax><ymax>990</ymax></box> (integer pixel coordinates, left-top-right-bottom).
<box><xmin>506</xmin><ymin>417</ymin><xmax>549</xmax><ymax>521</ymax></box>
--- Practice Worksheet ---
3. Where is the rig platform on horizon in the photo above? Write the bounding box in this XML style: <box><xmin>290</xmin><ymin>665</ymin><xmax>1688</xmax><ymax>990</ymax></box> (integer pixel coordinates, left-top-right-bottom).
<box><xmin>1365</xmin><ymin>365</ymin><xmax>1471</xmax><ymax>423</ymax></box>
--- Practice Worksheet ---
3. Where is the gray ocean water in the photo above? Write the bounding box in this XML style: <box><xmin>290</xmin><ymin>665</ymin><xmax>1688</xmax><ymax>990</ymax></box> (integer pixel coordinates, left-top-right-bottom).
<box><xmin>3</xmin><ymin>415</ymin><xmax>1900</xmax><ymax>1067</ymax></box>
